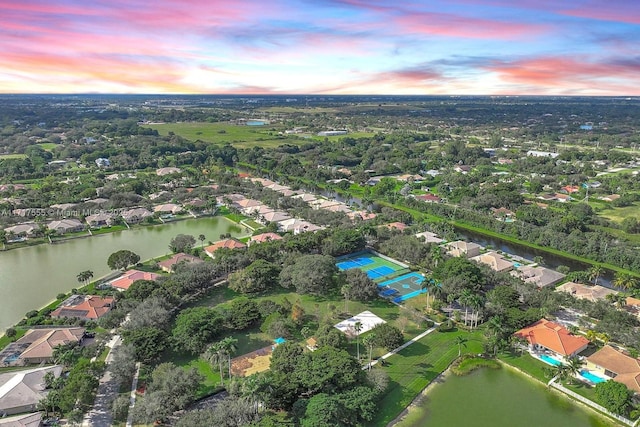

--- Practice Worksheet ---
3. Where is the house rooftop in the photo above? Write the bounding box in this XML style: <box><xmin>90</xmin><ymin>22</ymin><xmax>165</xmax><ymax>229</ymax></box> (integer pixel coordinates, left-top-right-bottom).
<box><xmin>110</xmin><ymin>269</ymin><xmax>160</xmax><ymax>291</ymax></box>
<box><xmin>514</xmin><ymin>319</ymin><xmax>589</xmax><ymax>357</ymax></box>
<box><xmin>50</xmin><ymin>295</ymin><xmax>115</xmax><ymax>320</ymax></box>
<box><xmin>587</xmin><ymin>345</ymin><xmax>640</xmax><ymax>393</ymax></box>
<box><xmin>205</xmin><ymin>238</ymin><xmax>246</xmax><ymax>255</ymax></box>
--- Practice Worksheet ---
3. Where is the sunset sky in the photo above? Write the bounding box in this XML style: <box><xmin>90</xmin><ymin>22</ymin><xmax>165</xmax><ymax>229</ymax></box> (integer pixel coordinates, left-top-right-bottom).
<box><xmin>1</xmin><ymin>0</ymin><xmax>639</xmax><ymax>95</ymax></box>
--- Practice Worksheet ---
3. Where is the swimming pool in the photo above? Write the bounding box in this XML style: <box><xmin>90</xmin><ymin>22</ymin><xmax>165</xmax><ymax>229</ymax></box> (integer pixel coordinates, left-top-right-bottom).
<box><xmin>579</xmin><ymin>370</ymin><xmax>607</xmax><ymax>384</ymax></box>
<box><xmin>513</xmin><ymin>262</ymin><xmax>522</xmax><ymax>268</ymax></box>
<box><xmin>538</xmin><ymin>354</ymin><xmax>563</xmax><ymax>366</ymax></box>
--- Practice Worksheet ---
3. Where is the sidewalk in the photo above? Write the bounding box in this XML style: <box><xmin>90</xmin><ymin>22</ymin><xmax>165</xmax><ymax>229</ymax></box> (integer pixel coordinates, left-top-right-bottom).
<box><xmin>83</xmin><ymin>335</ymin><xmax>121</xmax><ymax>427</ymax></box>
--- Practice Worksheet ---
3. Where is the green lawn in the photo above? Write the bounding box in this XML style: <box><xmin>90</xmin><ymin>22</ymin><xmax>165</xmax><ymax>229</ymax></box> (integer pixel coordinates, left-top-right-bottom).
<box><xmin>144</xmin><ymin>122</ymin><xmax>305</xmax><ymax>148</ymax></box>
<box><xmin>599</xmin><ymin>202</ymin><xmax>640</xmax><ymax>224</ymax></box>
<box><xmin>0</xmin><ymin>153</ymin><xmax>27</xmax><ymax>159</ymax></box>
<box><xmin>159</xmin><ymin>347</ymin><xmax>223</xmax><ymax>398</ymax></box>
<box><xmin>37</xmin><ymin>142</ymin><xmax>59</xmax><ymax>151</ymax></box>
<box><xmin>371</xmin><ymin>329</ymin><xmax>484</xmax><ymax>426</ymax></box>
<box><xmin>498</xmin><ymin>351</ymin><xmax>551</xmax><ymax>382</ymax></box>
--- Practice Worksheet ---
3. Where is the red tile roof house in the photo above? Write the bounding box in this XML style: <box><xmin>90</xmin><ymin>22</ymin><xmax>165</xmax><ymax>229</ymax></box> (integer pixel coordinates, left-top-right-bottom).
<box><xmin>249</xmin><ymin>232</ymin><xmax>283</xmax><ymax>245</ymax></box>
<box><xmin>204</xmin><ymin>238</ymin><xmax>247</xmax><ymax>258</ymax></box>
<box><xmin>381</xmin><ymin>222</ymin><xmax>408</xmax><ymax>232</ymax></box>
<box><xmin>13</xmin><ymin>328</ymin><xmax>85</xmax><ymax>364</ymax></box>
<box><xmin>415</xmin><ymin>194</ymin><xmax>441</xmax><ymax>203</ymax></box>
<box><xmin>158</xmin><ymin>253</ymin><xmax>203</xmax><ymax>272</ymax></box>
<box><xmin>513</xmin><ymin>319</ymin><xmax>589</xmax><ymax>358</ymax></box>
<box><xmin>110</xmin><ymin>270</ymin><xmax>160</xmax><ymax>291</ymax></box>
<box><xmin>50</xmin><ymin>295</ymin><xmax>115</xmax><ymax>320</ymax></box>
<box><xmin>586</xmin><ymin>345</ymin><xmax>640</xmax><ymax>393</ymax></box>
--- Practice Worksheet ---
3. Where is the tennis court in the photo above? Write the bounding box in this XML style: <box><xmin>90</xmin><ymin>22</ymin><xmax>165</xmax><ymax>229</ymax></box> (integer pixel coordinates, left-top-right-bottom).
<box><xmin>336</xmin><ymin>251</ymin><xmax>407</xmax><ymax>281</ymax></box>
<box><xmin>378</xmin><ymin>272</ymin><xmax>427</xmax><ymax>303</ymax></box>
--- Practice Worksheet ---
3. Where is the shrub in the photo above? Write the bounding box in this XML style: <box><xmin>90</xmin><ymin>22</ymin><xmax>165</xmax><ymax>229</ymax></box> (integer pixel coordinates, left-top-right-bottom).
<box><xmin>437</xmin><ymin>320</ymin><xmax>454</xmax><ymax>332</ymax></box>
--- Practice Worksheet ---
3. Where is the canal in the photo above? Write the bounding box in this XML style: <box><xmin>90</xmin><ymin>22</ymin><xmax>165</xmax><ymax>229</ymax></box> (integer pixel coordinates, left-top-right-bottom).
<box><xmin>0</xmin><ymin>217</ymin><xmax>245</xmax><ymax>332</ymax></box>
<box><xmin>398</xmin><ymin>367</ymin><xmax>618</xmax><ymax>427</ymax></box>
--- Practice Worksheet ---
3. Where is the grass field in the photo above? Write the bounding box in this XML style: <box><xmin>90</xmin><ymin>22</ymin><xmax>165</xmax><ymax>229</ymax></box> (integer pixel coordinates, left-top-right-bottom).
<box><xmin>599</xmin><ymin>202</ymin><xmax>640</xmax><ymax>224</ymax></box>
<box><xmin>498</xmin><ymin>351</ymin><xmax>551</xmax><ymax>382</ymax></box>
<box><xmin>371</xmin><ymin>329</ymin><xmax>484</xmax><ymax>426</ymax></box>
<box><xmin>37</xmin><ymin>143</ymin><xmax>59</xmax><ymax>151</ymax></box>
<box><xmin>144</xmin><ymin>122</ymin><xmax>306</xmax><ymax>148</ymax></box>
<box><xmin>0</xmin><ymin>153</ymin><xmax>27</xmax><ymax>159</ymax></box>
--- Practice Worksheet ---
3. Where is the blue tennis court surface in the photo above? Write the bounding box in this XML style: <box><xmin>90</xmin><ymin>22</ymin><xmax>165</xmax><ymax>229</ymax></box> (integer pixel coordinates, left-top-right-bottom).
<box><xmin>366</xmin><ymin>265</ymin><xmax>395</xmax><ymax>279</ymax></box>
<box><xmin>379</xmin><ymin>272</ymin><xmax>428</xmax><ymax>303</ymax></box>
<box><xmin>379</xmin><ymin>288</ymin><xmax>398</xmax><ymax>297</ymax></box>
<box><xmin>337</xmin><ymin>256</ymin><xmax>374</xmax><ymax>270</ymax></box>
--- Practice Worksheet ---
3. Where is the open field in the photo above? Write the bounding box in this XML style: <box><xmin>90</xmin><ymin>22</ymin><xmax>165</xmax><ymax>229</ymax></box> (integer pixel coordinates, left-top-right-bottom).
<box><xmin>144</xmin><ymin>122</ymin><xmax>306</xmax><ymax>148</ymax></box>
<box><xmin>599</xmin><ymin>202</ymin><xmax>640</xmax><ymax>224</ymax></box>
<box><xmin>37</xmin><ymin>142</ymin><xmax>59</xmax><ymax>151</ymax></box>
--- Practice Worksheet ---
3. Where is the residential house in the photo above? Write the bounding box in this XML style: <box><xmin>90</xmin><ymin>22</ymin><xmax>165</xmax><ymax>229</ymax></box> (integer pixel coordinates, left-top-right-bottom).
<box><xmin>310</xmin><ymin>199</ymin><xmax>341</xmax><ymax>210</ymax></box>
<box><xmin>512</xmin><ymin>265</ymin><xmax>565</xmax><ymax>288</ymax></box>
<box><xmin>325</xmin><ymin>203</ymin><xmax>351</xmax><ymax>213</ymax></box>
<box><xmin>454</xmin><ymin>165</ymin><xmax>472</xmax><ymax>174</ymax></box>
<box><xmin>600</xmin><ymin>194</ymin><xmax>621</xmax><ymax>202</ymax></box>
<box><xmin>235</xmin><ymin>198</ymin><xmax>262</xmax><ymax>212</ymax></box>
<box><xmin>46</xmin><ymin>218</ymin><xmax>84</xmax><ymax>234</ymax></box>
<box><xmin>156</xmin><ymin>167</ymin><xmax>182</xmax><ymax>176</ymax></box>
<box><xmin>85</xmin><ymin>212</ymin><xmax>115</xmax><ymax>227</ymax></box>
<box><xmin>261</xmin><ymin>211</ymin><xmax>292</xmax><ymax>224</ymax></box>
<box><xmin>445</xmin><ymin>241</ymin><xmax>482</xmax><ymax>258</ymax></box>
<box><xmin>50</xmin><ymin>295</ymin><xmax>115</xmax><ymax>320</ymax></box>
<box><xmin>554</xmin><ymin>193</ymin><xmax>572</xmax><ymax>202</ymax></box>
<box><xmin>278</xmin><ymin>218</ymin><xmax>322</xmax><ymax>234</ymax></box>
<box><xmin>250</xmin><ymin>178</ymin><xmax>276</xmax><ymax>187</ymax></box>
<box><xmin>513</xmin><ymin>319</ymin><xmax>589</xmax><ymax>358</ymax></box>
<box><xmin>121</xmin><ymin>207</ymin><xmax>153</xmax><ymax>223</ymax></box>
<box><xmin>249</xmin><ymin>232</ymin><xmax>283</xmax><ymax>245</ymax></box>
<box><xmin>110</xmin><ymin>270</ymin><xmax>160</xmax><ymax>291</ymax></box>
<box><xmin>491</xmin><ymin>207</ymin><xmax>515</xmax><ymax>220</ymax></box>
<box><xmin>292</xmin><ymin>193</ymin><xmax>317</xmax><ymax>203</ymax></box>
<box><xmin>0</xmin><ymin>184</ymin><xmax>26</xmax><ymax>192</ymax></box>
<box><xmin>471</xmin><ymin>251</ymin><xmax>513</xmax><ymax>272</ymax></box>
<box><xmin>306</xmin><ymin>337</ymin><xmax>318</xmax><ymax>351</ymax></box>
<box><xmin>415</xmin><ymin>194</ymin><xmax>441</xmax><ymax>203</ymax></box>
<box><xmin>246</xmin><ymin>205</ymin><xmax>275</xmax><ymax>217</ymax></box>
<box><xmin>382</xmin><ymin>222</ymin><xmax>408</xmax><ymax>232</ymax></box>
<box><xmin>95</xmin><ymin>158</ymin><xmax>110</xmax><ymax>167</ymax></box>
<box><xmin>204</xmin><ymin>239</ymin><xmax>247</xmax><ymax>258</ymax></box>
<box><xmin>0</xmin><ymin>366</ymin><xmax>63</xmax><ymax>416</ymax></box>
<box><xmin>3</xmin><ymin>223</ymin><xmax>38</xmax><ymax>238</ymax></box>
<box><xmin>586</xmin><ymin>345</ymin><xmax>640</xmax><ymax>393</ymax></box>
<box><xmin>158</xmin><ymin>253</ymin><xmax>203</xmax><ymax>272</ymax></box>
<box><xmin>0</xmin><ymin>412</ymin><xmax>42</xmax><ymax>426</ymax></box>
<box><xmin>560</xmin><ymin>185</ymin><xmax>580</xmax><ymax>194</ymax></box>
<box><xmin>527</xmin><ymin>150</ymin><xmax>559</xmax><ymax>158</ymax></box>
<box><xmin>555</xmin><ymin>282</ymin><xmax>618</xmax><ymax>302</ymax></box>
<box><xmin>414</xmin><ymin>231</ymin><xmax>444</xmax><ymax>244</ymax></box>
<box><xmin>625</xmin><ymin>297</ymin><xmax>640</xmax><ymax>318</ymax></box>
<box><xmin>265</xmin><ymin>183</ymin><xmax>290</xmax><ymax>193</ymax></box>
<box><xmin>50</xmin><ymin>203</ymin><xmax>77</xmax><ymax>211</ymax></box>
<box><xmin>11</xmin><ymin>328</ymin><xmax>85</xmax><ymax>364</ymax></box>
<box><xmin>153</xmin><ymin>203</ymin><xmax>183</xmax><ymax>214</ymax></box>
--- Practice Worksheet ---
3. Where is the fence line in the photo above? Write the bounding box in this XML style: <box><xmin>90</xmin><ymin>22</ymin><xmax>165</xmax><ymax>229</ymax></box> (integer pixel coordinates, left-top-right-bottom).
<box><xmin>549</xmin><ymin>381</ymin><xmax>635</xmax><ymax>426</ymax></box>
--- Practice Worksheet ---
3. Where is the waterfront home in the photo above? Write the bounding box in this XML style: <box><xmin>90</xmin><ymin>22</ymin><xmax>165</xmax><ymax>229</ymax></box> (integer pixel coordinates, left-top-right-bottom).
<box><xmin>50</xmin><ymin>295</ymin><xmax>115</xmax><ymax>320</ymax></box>
<box><xmin>624</xmin><ymin>297</ymin><xmax>640</xmax><ymax>318</ymax></box>
<box><xmin>204</xmin><ymin>238</ymin><xmax>247</xmax><ymax>258</ymax></box>
<box><xmin>235</xmin><ymin>198</ymin><xmax>262</xmax><ymax>212</ymax></box>
<box><xmin>278</xmin><ymin>218</ymin><xmax>322</xmax><ymax>234</ymax></box>
<box><xmin>10</xmin><ymin>328</ymin><xmax>85</xmax><ymax>364</ymax></box>
<box><xmin>158</xmin><ymin>253</ymin><xmax>203</xmax><ymax>272</ymax></box>
<box><xmin>85</xmin><ymin>211</ymin><xmax>115</xmax><ymax>227</ymax></box>
<box><xmin>511</xmin><ymin>265</ymin><xmax>565</xmax><ymax>288</ymax></box>
<box><xmin>3</xmin><ymin>223</ymin><xmax>38</xmax><ymax>238</ymax></box>
<box><xmin>514</xmin><ymin>319</ymin><xmax>589</xmax><ymax>358</ymax></box>
<box><xmin>153</xmin><ymin>203</ymin><xmax>183</xmax><ymax>215</ymax></box>
<box><xmin>121</xmin><ymin>207</ymin><xmax>153</xmax><ymax>223</ymax></box>
<box><xmin>555</xmin><ymin>282</ymin><xmax>618</xmax><ymax>302</ymax></box>
<box><xmin>110</xmin><ymin>270</ymin><xmax>160</xmax><ymax>291</ymax></box>
<box><xmin>347</xmin><ymin>211</ymin><xmax>377</xmax><ymax>221</ymax></box>
<box><xmin>445</xmin><ymin>240</ymin><xmax>482</xmax><ymax>258</ymax></box>
<box><xmin>471</xmin><ymin>251</ymin><xmax>513</xmax><ymax>272</ymax></box>
<box><xmin>46</xmin><ymin>218</ymin><xmax>84</xmax><ymax>234</ymax></box>
<box><xmin>586</xmin><ymin>345</ymin><xmax>640</xmax><ymax>393</ymax></box>
<box><xmin>292</xmin><ymin>193</ymin><xmax>317</xmax><ymax>203</ymax></box>
<box><xmin>415</xmin><ymin>231</ymin><xmax>444</xmax><ymax>244</ymax></box>
<box><xmin>0</xmin><ymin>366</ymin><xmax>63</xmax><ymax>415</ymax></box>
<box><xmin>245</xmin><ymin>204</ymin><xmax>275</xmax><ymax>217</ymax></box>
<box><xmin>249</xmin><ymin>232</ymin><xmax>283</xmax><ymax>245</ymax></box>
<box><xmin>261</xmin><ymin>211</ymin><xmax>292</xmax><ymax>224</ymax></box>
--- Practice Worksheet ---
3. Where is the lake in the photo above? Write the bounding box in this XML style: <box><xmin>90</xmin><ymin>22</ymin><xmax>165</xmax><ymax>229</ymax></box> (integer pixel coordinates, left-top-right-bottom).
<box><xmin>397</xmin><ymin>367</ymin><xmax>618</xmax><ymax>427</ymax></box>
<box><xmin>0</xmin><ymin>217</ymin><xmax>245</xmax><ymax>332</ymax></box>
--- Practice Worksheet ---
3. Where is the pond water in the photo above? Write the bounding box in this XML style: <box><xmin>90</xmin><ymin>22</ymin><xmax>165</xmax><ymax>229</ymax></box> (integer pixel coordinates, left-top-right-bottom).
<box><xmin>399</xmin><ymin>367</ymin><xmax>617</xmax><ymax>427</ymax></box>
<box><xmin>0</xmin><ymin>217</ymin><xmax>245</xmax><ymax>332</ymax></box>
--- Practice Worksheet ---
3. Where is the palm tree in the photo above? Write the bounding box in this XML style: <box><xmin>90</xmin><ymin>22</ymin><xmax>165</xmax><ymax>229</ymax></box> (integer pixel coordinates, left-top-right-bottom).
<box><xmin>430</xmin><ymin>284</ymin><xmax>444</xmax><ymax>302</ymax></box>
<box><xmin>588</xmin><ymin>265</ymin><xmax>604</xmax><ymax>286</ymax></box>
<box><xmin>341</xmin><ymin>284</ymin><xmax>351</xmax><ymax>314</ymax></box>
<box><xmin>606</xmin><ymin>293</ymin><xmax>627</xmax><ymax>309</ymax></box>
<box><xmin>198</xmin><ymin>234</ymin><xmax>206</xmax><ymax>248</ymax></box>
<box><xmin>362</xmin><ymin>333</ymin><xmax>376</xmax><ymax>371</ymax></box>
<box><xmin>553</xmin><ymin>363</ymin><xmax>569</xmax><ymax>383</ymax></box>
<box><xmin>613</xmin><ymin>272</ymin><xmax>637</xmax><ymax>292</ymax></box>
<box><xmin>459</xmin><ymin>289</ymin><xmax>473</xmax><ymax>327</ymax></box>
<box><xmin>565</xmin><ymin>356</ymin><xmax>583</xmax><ymax>384</ymax></box>
<box><xmin>468</xmin><ymin>294</ymin><xmax>484</xmax><ymax>329</ymax></box>
<box><xmin>203</xmin><ymin>342</ymin><xmax>227</xmax><ymax>386</ymax></box>
<box><xmin>354</xmin><ymin>321</ymin><xmax>363</xmax><ymax>362</ymax></box>
<box><xmin>455</xmin><ymin>336</ymin><xmax>467</xmax><ymax>357</ymax></box>
<box><xmin>430</xmin><ymin>245</ymin><xmax>444</xmax><ymax>268</ymax></box>
<box><xmin>221</xmin><ymin>337</ymin><xmax>238</xmax><ymax>378</ymax></box>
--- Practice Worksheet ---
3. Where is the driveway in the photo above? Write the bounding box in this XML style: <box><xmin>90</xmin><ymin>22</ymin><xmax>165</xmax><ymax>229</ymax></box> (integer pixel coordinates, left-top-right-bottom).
<box><xmin>83</xmin><ymin>335</ymin><xmax>121</xmax><ymax>427</ymax></box>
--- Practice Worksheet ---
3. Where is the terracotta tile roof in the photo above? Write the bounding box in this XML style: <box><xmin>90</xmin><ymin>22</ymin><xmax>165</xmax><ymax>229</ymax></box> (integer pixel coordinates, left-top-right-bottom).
<box><xmin>204</xmin><ymin>238</ymin><xmax>246</xmax><ymax>255</ymax></box>
<box><xmin>158</xmin><ymin>253</ymin><xmax>202</xmax><ymax>272</ymax></box>
<box><xmin>514</xmin><ymin>319</ymin><xmax>589</xmax><ymax>356</ymax></box>
<box><xmin>111</xmin><ymin>269</ymin><xmax>160</xmax><ymax>291</ymax></box>
<box><xmin>50</xmin><ymin>295</ymin><xmax>114</xmax><ymax>320</ymax></box>
<box><xmin>16</xmin><ymin>328</ymin><xmax>84</xmax><ymax>361</ymax></box>
<box><xmin>382</xmin><ymin>222</ymin><xmax>408</xmax><ymax>231</ymax></box>
<box><xmin>249</xmin><ymin>233</ymin><xmax>283</xmax><ymax>244</ymax></box>
<box><xmin>587</xmin><ymin>345</ymin><xmax>640</xmax><ymax>393</ymax></box>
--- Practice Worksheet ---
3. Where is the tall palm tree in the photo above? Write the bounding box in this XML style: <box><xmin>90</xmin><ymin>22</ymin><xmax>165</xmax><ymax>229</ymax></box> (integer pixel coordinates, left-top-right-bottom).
<box><xmin>221</xmin><ymin>337</ymin><xmax>238</xmax><ymax>378</ymax></box>
<box><xmin>588</xmin><ymin>265</ymin><xmax>604</xmax><ymax>286</ymax></box>
<box><xmin>468</xmin><ymin>294</ymin><xmax>484</xmax><ymax>329</ymax></box>
<box><xmin>341</xmin><ymin>284</ymin><xmax>351</xmax><ymax>314</ymax></box>
<box><xmin>430</xmin><ymin>245</ymin><xmax>444</xmax><ymax>269</ymax></box>
<box><xmin>459</xmin><ymin>289</ymin><xmax>473</xmax><ymax>327</ymax></box>
<box><xmin>553</xmin><ymin>363</ymin><xmax>569</xmax><ymax>383</ymax></box>
<box><xmin>198</xmin><ymin>234</ymin><xmax>206</xmax><ymax>248</ymax></box>
<box><xmin>455</xmin><ymin>336</ymin><xmax>467</xmax><ymax>357</ymax></box>
<box><xmin>565</xmin><ymin>356</ymin><xmax>583</xmax><ymax>384</ymax></box>
<box><xmin>354</xmin><ymin>321</ymin><xmax>363</xmax><ymax>362</ymax></box>
<box><xmin>203</xmin><ymin>342</ymin><xmax>227</xmax><ymax>386</ymax></box>
<box><xmin>362</xmin><ymin>333</ymin><xmax>376</xmax><ymax>371</ymax></box>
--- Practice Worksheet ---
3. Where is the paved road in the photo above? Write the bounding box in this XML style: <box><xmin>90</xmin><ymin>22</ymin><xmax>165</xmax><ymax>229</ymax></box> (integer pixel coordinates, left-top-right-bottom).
<box><xmin>83</xmin><ymin>335</ymin><xmax>121</xmax><ymax>427</ymax></box>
